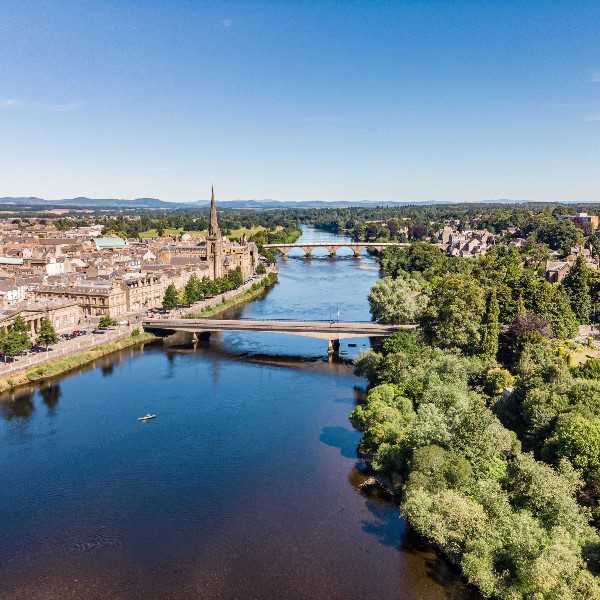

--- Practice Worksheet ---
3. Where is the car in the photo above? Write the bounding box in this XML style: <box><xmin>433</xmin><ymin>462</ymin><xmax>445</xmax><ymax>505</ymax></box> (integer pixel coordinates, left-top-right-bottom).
<box><xmin>118</xmin><ymin>320</ymin><xmax>127</xmax><ymax>325</ymax></box>
<box><xmin>92</xmin><ymin>328</ymin><xmax>108</xmax><ymax>334</ymax></box>
<box><xmin>78</xmin><ymin>330</ymin><xmax>88</xmax><ymax>336</ymax></box>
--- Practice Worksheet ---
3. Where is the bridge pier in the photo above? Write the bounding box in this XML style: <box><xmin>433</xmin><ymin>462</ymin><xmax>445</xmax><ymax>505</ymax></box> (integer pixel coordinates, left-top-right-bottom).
<box><xmin>327</xmin><ymin>339</ymin><xmax>340</xmax><ymax>354</ymax></box>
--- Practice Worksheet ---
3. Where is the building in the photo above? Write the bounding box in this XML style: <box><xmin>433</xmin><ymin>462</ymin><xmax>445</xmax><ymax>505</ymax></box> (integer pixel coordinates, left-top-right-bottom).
<box><xmin>158</xmin><ymin>189</ymin><xmax>259</xmax><ymax>280</ymax></box>
<box><xmin>556</xmin><ymin>212</ymin><xmax>599</xmax><ymax>231</ymax></box>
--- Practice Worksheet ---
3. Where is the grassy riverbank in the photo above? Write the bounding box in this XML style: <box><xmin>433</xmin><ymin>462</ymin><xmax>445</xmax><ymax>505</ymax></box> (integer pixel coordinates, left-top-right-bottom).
<box><xmin>0</xmin><ymin>331</ymin><xmax>156</xmax><ymax>393</ymax></box>
<box><xmin>185</xmin><ymin>272</ymin><xmax>277</xmax><ymax>319</ymax></box>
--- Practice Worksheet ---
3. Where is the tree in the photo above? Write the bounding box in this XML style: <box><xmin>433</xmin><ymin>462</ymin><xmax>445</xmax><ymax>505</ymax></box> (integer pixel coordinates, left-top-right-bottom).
<box><xmin>563</xmin><ymin>255</ymin><xmax>591</xmax><ymax>324</ymax></box>
<box><xmin>256</xmin><ymin>263</ymin><xmax>266</xmax><ymax>275</ymax></box>
<box><xmin>178</xmin><ymin>288</ymin><xmax>189</xmax><ymax>306</ymax></box>
<box><xmin>226</xmin><ymin>267</ymin><xmax>243</xmax><ymax>289</ymax></box>
<box><xmin>185</xmin><ymin>274</ymin><xmax>201</xmax><ymax>303</ymax></box>
<box><xmin>382</xmin><ymin>330</ymin><xmax>420</xmax><ymax>358</ymax></box>
<box><xmin>36</xmin><ymin>317</ymin><xmax>59</xmax><ymax>350</ymax></box>
<box><xmin>535</xmin><ymin>220</ymin><xmax>583</xmax><ymax>255</ymax></box>
<box><xmin>98</xmin><ymin>315</ymin><xmax>118</xmax><ymax>327</ymax></box>
<box><xmin>162</xmin><ymin>283</ymin><xmax>179</xmax><ymax>311</ymax></box>
<box><xmin>1</xmin><ymin>316</ymin><xmax>31</xmax><ymax>359</ymax></box>
<box><xmin>368</xmin><ymin>275</ymin><xmax>427</xmax><ymax>324</ymax></box>
<box><xmin>547</xmin><ymin>413</ymin><xmax>600</xmax><ymax>473</ymax></box>
<box><xmin>419</xmin><ymin>273</ymin><xmax>486</xmax><ymax>353</ymax></box>
<box><xmin>480</xmin><ymin>288</ymin><xmax>500</xmax><ymax>359</ymax></box>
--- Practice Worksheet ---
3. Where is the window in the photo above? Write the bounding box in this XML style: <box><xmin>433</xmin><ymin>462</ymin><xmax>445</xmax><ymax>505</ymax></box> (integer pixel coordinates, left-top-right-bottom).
<box><xmin>70</xmin><ymin>315</ymin><xmax>75</xmax><ymax>323</ymax></box>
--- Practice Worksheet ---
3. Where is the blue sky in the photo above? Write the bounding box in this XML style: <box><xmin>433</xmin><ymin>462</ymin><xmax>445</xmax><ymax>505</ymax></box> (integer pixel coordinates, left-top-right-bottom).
<box><xmin>0</xmin><ymin>1</ymin><xmax>599</xmax><ymax>202</ymax></box>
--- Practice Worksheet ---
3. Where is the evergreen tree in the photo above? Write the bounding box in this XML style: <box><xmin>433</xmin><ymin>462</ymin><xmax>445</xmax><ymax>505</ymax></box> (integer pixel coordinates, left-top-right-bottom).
<box><xmin>516</xmin><ymin>294</ymin><xmax>527</xmax><ymax>317</ymax></box>
<box><xmin>563</xmin><ymin>255</ymin><xmax>591</xmax><ymax>324</ymax></box>
<box><xmin>36</xmin><ymin>317</ymin><xmax>59</xmax><ymax>350</ymax></box>
<box><xmin>162</xmin><ymin>283</ymin><xmax>179</xmax><ymax>310</ymax></box>
<box><xmin>480</xmin><ymin>288</ymin><xmax>500</xmax><ymax>359</ymax></box>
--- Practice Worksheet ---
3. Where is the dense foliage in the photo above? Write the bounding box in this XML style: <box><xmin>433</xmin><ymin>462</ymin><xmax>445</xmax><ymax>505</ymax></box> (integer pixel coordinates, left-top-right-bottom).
<box><xmin>350</xmin><ymin>226</ymin><xmax>600</xmax><ymax>598</ymax></box>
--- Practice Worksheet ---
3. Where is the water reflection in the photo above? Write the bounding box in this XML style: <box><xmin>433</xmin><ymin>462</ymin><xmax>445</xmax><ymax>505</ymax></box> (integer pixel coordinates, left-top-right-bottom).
<box><xmin>40</xmin><ymin>383</ymin><xmax>61</xmax><ymax>410</ymax></box>
<box><xmin>0</xmin><ymin>389</ymin><xmax>35</xmax><ymax>421</ymax></box>
<box><xmin>0</xmin><ymin>226</ymin><xmax>479</xmax><ymax>600</ymax></box>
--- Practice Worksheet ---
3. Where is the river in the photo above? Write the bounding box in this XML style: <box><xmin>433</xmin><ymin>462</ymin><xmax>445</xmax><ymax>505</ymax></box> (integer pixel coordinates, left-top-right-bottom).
<box><xmin>0</xmin><ymin>226</ymin><xmax>478</xmax><ymax>599</ymax></box>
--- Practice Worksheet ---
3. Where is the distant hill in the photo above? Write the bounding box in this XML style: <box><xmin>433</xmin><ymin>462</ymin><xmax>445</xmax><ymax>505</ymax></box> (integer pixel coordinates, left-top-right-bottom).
<box><xmin>0</xmin><ymin>197</ymin><xmax>594</xmax><ymax>210</ymax></box>
<box><xmin>0</xmin><ymin>196</ymin><xmax>172</xmax><ymax>208</ymax></box>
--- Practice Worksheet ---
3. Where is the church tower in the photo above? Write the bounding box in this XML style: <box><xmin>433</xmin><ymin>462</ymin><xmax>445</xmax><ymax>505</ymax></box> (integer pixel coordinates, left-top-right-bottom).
<box><xmin>206</xmin><ymin>186</ymin><xmax>224</xmax><ymax>280</ymax></box>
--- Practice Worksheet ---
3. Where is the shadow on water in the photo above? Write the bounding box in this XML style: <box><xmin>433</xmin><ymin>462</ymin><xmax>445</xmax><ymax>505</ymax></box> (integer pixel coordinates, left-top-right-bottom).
<box><xmin>319</xmin><ymin>425</ymin><xmax>360</xmax><ymax>459</ymax></box>
<box><xmin>40</xmin><ymin>383</ymin><xmax>61</xmax><ymax>410</ymax></box>
<box><xmin>400</xmin><ymin>529</ymin><xmax>482</xmax><ymax>600</ymax></box>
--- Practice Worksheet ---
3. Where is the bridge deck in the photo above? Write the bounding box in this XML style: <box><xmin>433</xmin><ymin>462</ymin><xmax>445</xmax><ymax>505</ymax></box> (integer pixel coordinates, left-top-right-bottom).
<box><xmin>142</xmin><ymin>318</ymin><xmax>411</xmax><ymax>340</ymax></box>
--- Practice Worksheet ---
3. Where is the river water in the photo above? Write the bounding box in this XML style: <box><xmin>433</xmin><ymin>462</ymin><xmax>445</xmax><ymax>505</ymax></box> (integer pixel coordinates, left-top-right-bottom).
<box><xmin>0</xmin><ymin>226</ymin><xmax>477</xmax><ymax>599</ymax></box>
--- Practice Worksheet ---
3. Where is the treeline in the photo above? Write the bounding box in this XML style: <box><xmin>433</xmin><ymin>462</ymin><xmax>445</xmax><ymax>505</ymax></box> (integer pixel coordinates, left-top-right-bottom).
<box><xmin>162</xmin><ymin>268</ymin><xmax>246</xmax><ymax>310</ymax></box>
<box><xmin>297</xmin><ymin>203</ymin><xmax>600</xmax><ymax>253</ymax></box>
<box><xmin>351</xmin><ymin>242</ymin><xmax>600</xmax><ymax>598</ymax></box>
<box><xmin>100</xmin><ymin>211</ymin><xmax>301</xmax><ymax>240</ymax></box>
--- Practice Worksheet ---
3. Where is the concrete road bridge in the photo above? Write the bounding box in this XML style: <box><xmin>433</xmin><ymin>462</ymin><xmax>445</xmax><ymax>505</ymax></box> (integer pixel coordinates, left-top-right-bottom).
<box><xmin>142</xmin><ymin>318</ymin><xmax>414</xmax><ymax>353</ymax></box>
<box><xmin>262</xmin><ymin>242</ymin><xmax>409</xmax><ymax>258</ymax></box>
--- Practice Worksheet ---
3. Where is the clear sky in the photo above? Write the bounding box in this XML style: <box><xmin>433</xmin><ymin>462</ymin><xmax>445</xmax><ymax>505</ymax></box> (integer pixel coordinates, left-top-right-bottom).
<box><xmin>0</xmin><ymin>1</ymin><xmax>599</xmax><ymax>203</ymax></box>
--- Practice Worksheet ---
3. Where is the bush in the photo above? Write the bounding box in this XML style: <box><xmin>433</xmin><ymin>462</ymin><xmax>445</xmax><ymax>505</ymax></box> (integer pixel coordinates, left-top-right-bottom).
<box><xmin>99</xmin><ymin>315</ymin><xmax>118</xmax><ymax>327</ymax></box>
<box><xmin>132</xmin><ymin>328</ymin><xmax>141</xmax><ymax>337</ymax></box>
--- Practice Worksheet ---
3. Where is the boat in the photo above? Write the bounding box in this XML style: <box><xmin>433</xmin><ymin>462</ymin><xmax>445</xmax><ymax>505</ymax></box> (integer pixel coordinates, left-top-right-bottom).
<box><xmin>339</xmin><ymin>351</ymin><xmax>349</xmax><ymax>355</ymax></box>
<box><xmin>138</xmin><ymin>413</ymin><xmax>157</xmax><ymax>422</ymax></box>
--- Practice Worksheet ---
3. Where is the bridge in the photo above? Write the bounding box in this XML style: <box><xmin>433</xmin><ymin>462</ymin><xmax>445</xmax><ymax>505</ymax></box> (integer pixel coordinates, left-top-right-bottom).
<box><xmin>142</xmin><ymin>318</ymin><xmax>412</xmax><ymax>353</ymax></box>
<box><xmin>262</xmin><ymin>242</ymin><xmax>409</xmax><ymax>258</ymax></box>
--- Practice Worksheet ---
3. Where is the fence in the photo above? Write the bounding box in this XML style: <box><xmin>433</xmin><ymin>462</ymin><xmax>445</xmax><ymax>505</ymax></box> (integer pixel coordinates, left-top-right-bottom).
<box><xmin>0</xmin><ymin>325</ymin><xmax>135</xmax><ymax>377</ymax></box>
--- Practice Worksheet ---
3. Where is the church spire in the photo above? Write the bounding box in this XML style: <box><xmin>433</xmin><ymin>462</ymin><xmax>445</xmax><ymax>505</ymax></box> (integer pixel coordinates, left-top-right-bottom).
<box><xmin>208</xmin><ymin>185</ymin><xmax>220</xmax><ymax>237</ymax></box>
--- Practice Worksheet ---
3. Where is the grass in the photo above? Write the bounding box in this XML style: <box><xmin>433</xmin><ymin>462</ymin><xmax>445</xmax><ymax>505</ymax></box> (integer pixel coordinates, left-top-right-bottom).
<box><xmin>0</xmin><ymin>332</ymin><xmax>156</xmax><ymax>392</ymax></box>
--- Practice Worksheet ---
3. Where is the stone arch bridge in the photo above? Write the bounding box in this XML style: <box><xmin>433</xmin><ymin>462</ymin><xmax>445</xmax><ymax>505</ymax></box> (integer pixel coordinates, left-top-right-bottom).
<box><xmin>262</xmin><ymin>242</ymin><xmax>409</xmax><ymax>258</ymax></box>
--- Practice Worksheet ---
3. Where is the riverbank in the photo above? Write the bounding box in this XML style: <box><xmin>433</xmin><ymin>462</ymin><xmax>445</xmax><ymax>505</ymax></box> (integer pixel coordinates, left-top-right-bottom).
<box><xmin>0</xmin><ymin>331</ymin><xmax>156</xmax><ymax>393</ymax></box>
<box><xmin>184</xmin><ymin>271</ymin><xmax>277</xmax><ymax>319</ymax></box>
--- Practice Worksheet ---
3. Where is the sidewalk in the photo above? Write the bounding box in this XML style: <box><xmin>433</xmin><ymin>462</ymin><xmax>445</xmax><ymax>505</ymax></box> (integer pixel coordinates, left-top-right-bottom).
<box><xmin>0</xmin><ymin>325</ymin><xmax>136</xmax><ymax>377</ymax></box>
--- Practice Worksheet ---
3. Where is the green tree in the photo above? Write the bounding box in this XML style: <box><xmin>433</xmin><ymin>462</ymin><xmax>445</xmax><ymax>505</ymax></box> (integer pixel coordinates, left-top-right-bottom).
<box><xmin>2</xmin><ymin>316</ymin><xmax>31</xmax><ymax>358</ymax></box>
<box><xmin>226</xmin><ymin>267</ymin><xmax>243</xmax><ymax>289</ymax></box>
<box><xmin>98</xmin><ymin>315</ymin><xmax>118</xmax><ymax>327</ymax></box>
<box><xmin>36</xmin><ymin>317</ymin><xmax>59</xmax><ymax>350</ymax></box>
<box><xmin>382</xmin><ymin>330</ymin><xmax>420</xmax><ymax>358</ymax></box>
<box><xmin>162</xmin><ymin>283</ymin><xmax>179</xmax><ymax>311</ymax></box>
<box><xmin>255</xmin><ymin>263</ymin><xmax>266</xmax><ymax>275</ymax></box>
<box><xmin>547</xmin><ymin>413</ymin><xmax>600</xmax><ymax>473</ymax></box>
<box><xmin>563</xmin><ymin>255</ymin><xmax>591</xmax><ymax>324</ymax></box>
<box><xmin>419</xmin><ymin>273</ymin><xmax>486</xmax><ymax>353</ymax></box>
<box><xmin>368</xmin><ymin>275</ymin><xmax>427</xmax><ymax>324</ymax></box>
<box><xmin>185</xmin><ymin>274</ymin><xmax>201</xmax><ymax>303</ymax></box>
<box><xmin>480</xmin><ymin>288</ymin><xmax>500</xmax><ymax>359</ymax></box>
